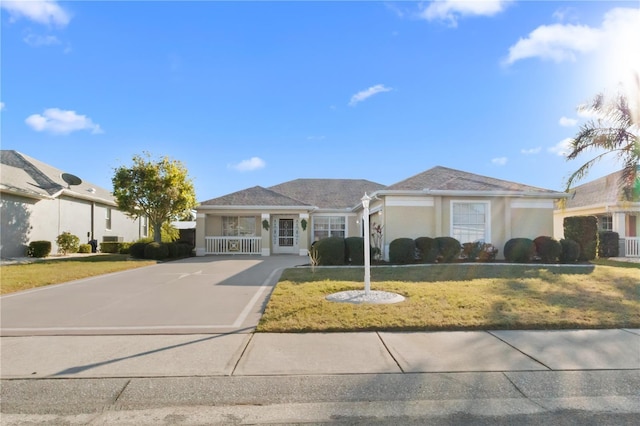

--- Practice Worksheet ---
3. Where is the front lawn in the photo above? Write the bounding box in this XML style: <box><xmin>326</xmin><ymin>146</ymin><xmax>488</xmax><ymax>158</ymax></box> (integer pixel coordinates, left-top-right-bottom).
<box><xmin>257</xmin><ymin>262</ymin><xmax>640</xmax><ymax>332</ymax></box>
<box><xmin>0</xmin><ymin>255</ymin><xmax>157</xmax><ymax>294</ymax></box>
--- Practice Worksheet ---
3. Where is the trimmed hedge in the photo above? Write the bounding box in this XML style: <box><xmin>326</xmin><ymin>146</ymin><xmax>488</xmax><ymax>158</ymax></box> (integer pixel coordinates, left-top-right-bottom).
<box><xmin>27</xmin><ymin>240</ymin><xmax>51</xmax><ymax>258</ymax></box>
<box><xmin>144</xmin><ymin>242</ymin><xmax>169</xmax><ymax>260</ymax></box>
<box><xmin>415</xmin><ymin>237</ymin><xmax>438</xmax><ymax>263</ymax></box>
<box><xmin>564</xmin><ymin>216</ymin><xmax>597</xmax><ymax>261</ymax></box>
<box><xmin>598</xmin><ymin>231</ymin><xmax>619</xmax><ymax>258</ymax></box>
<box><xmin>100</xmin><ymin>242</ymin><xmax>124</xmax><ymax>254</ymax></box>
<box><xmin>533</xmin><ymin>236</ymin><xmax>562</xmax><ymax>263</ymax></box>
<box><xmin>345</xmin><ymin>237</ymin><xmax>365</xmax><ymax>265</ymax></box>
<box><xmin>311</xmin><ymin>237</ymin><xmax>345</xmax><ymax>266</ymax></box>
<box><xmin>435</xmin><ymin>237</ymin><xmax>461</xmax><ymax>263</ymax></box>
<box><xmin>504</xmin><ymin>238</ymin><xmax>535</xmax><ymax>263</ymax></box>
<box><xmin>129</xmin><ymin>242</ymin><xmax>148</xmax><ymax>259</ymax></box>
<box><xmin>78</xmin><ymin>244</ymin><xmax>92</xmax><ymax>253</ymax></box>
<box><xmin>559</xmin><ymin>239</ymin><xmax>581</xmax><ymax>263</ymax></box>
<box><xmin>389</xmin><ymin>238</ymin><xmax>416</xmax><ymax>264</ymax></box>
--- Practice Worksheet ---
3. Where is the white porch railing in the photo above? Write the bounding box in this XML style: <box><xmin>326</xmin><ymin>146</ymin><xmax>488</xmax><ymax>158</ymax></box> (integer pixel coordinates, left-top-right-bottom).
<box><xmin>625</xmin><ymin>237</ymin><xmax>640</xmax><ymax>257</ymax></box>
<box><xmin>205</xmin><ymin>237</ymin><xmax>262</xmax><ymax>255</ymax></box>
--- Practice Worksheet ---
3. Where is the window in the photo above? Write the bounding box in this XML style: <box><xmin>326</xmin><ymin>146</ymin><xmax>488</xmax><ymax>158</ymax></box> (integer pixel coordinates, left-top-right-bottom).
<box><xmin>141</xmin><ymin>216</ymin><xmax>148</xmax><ymax>237</ymax></box>
<box><xmin>222</xmin><ymin>216</ymin><xmax>256</xmax><ymax>236</ymax></box>
<box><xmin>451</xmin><ymin>202</ymin><xmax>489</xmax><ymax>244</ymax></box>
<box><xmin>313</xmin><ymin>216</ymin><xmax>345</xmax><ymax>241</ymax></box>
<box><xmin>599</xmin><ymin>215</ymin><xmax>613</xmax><ymax>231</ymax></box>
<box><xmin>106</xmin><ymin>208</ymin><xmax>112</xmax><ymax>230</ymax></box>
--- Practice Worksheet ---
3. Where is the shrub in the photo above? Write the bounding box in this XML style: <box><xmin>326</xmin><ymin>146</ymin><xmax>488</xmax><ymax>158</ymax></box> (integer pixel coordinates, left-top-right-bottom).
<box><xmin>504</xmin><ymin>238</ymin><xmax>535</xmax><ymax>263</ymax></box>
<box><xmin>415</xmin><ymin>237</ymin><xmax>438</xmax><ymax>263</ymax></box>
<box><xmin>533</xmin><ymin>236</ymin><xmax>562</xmax><ymax>263</ymax></box>
<box><xmin>598</xmin><ymin>231</ymin><xmax>619</xmax><ymax>258</ymax></box>
<box><xmin>78</xmin><ymin>244</ymin><xmax>92</xmax><ymax>253</ymax></box>
<box><xmin>310</xmin><ymin>237</ymin><xmax>345</xmax><ymax>266</ymax></box>
<box><xmin>27</xmin><ymin>241</ymin><xmax>51</xmax><ymax>258</ymax></box>
<box><xmin>129</xmin><ymin>241</ymin><xmax>148</xmax><ymax>259</ymax></box>
<box><xmin>119</xmin><ymin>242</ymin><xmax>132</xmax><ymax>255</ymax></box>
<box><xmin>559</xmin><ymin>239</ymin><xmax>581</xmax><ymax>263</ymax></box>
<box><xmin>564</xmin><ymin>216</ymin><xmax>597</xmax><ymax>261</ymax></box>
<box><xmin>435</xmin><ymin>237</ymin><xmax>462</xmax><ymax>263</ymax></box>
<box><xmin>344</xmin><ymin>237</ymin><xmax>365</xmax><ymax>265</ymax></box>
<box><xmin>100</xmin><ymin>242</ymin><xmax>123</xmax><ymax>254</ymax></box>
<box><xmin>166</xmin><ymin>242</ymin><xmax>178</xmax><ymax>258</ymax></box>
<box><xmin>389</xmin><ymin>238</ymin><xmax>416</xmax><ymax>264</ymax></box>
<box><xmin>144</xmin><ymin>242</ymin><xmax>169</xmax><ymax>260</ymax></box>
<box><xmin>56</xmin><ymin>232</ymin><xmax>79</xmax><ymax>255</ymax></box>
<box><xmin>176</xmin><ymin>242</ymin><xmax>193</xmax><ymax>257</ymax></box>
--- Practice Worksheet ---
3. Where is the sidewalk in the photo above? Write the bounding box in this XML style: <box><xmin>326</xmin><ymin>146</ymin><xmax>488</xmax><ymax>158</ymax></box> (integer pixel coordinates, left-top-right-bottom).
<box><xmin>2</xmin><ymin>329</ymin><xmax>638</xmax><ymax>378</ymax></box>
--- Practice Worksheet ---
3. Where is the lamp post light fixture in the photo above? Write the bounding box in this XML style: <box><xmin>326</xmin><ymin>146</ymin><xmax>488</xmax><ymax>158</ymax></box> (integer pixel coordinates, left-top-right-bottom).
<box><xmin>361</xmin><ymin>192</ymin><xmax>371</xmax><ymax>296</ymax></box>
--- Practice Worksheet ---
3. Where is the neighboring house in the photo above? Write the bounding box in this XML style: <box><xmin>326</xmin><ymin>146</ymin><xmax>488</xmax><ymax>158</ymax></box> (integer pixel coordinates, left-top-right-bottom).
<box><xmin>554</xmin><ymin>170</ymin><xmax>640</xmax><ymax>257</ymax></box>
<box><xmin>195</xmin><ymin>166</ymin><xmax>567</xmax><ymax>260</ymax></box>
<box><xmin>0</xmin><ymin>150</ymin><xmax>148</xmax><ymax>258</ymax></box>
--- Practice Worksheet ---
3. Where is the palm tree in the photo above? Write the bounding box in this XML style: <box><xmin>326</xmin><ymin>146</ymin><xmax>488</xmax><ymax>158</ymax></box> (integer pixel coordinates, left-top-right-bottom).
<box><xmin>565</xmin><ymin>76</ymin><xmax>640</xmax><ymax>200</ymax></box>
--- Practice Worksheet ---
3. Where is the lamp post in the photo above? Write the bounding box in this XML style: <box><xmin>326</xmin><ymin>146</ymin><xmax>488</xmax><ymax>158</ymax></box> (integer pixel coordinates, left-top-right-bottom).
<box><xmin>362</xmin><ymin>193</ymin><xmax>371</xmax><ymax>296</ymax></box>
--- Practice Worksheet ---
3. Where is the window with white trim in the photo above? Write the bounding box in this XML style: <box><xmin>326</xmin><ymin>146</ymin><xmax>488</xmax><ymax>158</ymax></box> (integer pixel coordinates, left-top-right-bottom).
<box><xmin>313</xmin><ymin>216</ymin><xmax>345</xmax><ymax>241</ymax></box>
<box><xmin>451</xmin><ymin>201</ymin><xmax>489</xmax><ymax>244</ymax></box>
<box><xmin>222</xmin><ymin>216</ymin><xmax>256</xmax><ymax>236</ymax></box>
<box><xmin>141</xmin><ymin>216</ymin><xmax>148</xmax><ymax>237</ymax></box>
<box><xmin>106</xmin><ymin>208</ymin><xmax>112</xmax><ymax>230</ymax></box>
<box><xmin>599</xmin><ymin>215</ymin><xmax>613</xmax><ymax>231</ymax></box>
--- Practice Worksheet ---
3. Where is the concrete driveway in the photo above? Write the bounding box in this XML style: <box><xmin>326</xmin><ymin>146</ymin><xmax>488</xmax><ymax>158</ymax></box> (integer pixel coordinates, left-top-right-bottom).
<box><xmin>0</xmin><ymin>255</ymin><xmax>305</xmax><ymax>336</ymax></box>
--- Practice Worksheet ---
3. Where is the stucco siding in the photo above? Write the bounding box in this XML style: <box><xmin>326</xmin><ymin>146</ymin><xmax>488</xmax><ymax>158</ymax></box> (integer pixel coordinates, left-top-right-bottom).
<box><xmin>511</xmin><ymin>208</ymin><xmax>554</xmax><ymax>239</ymax></box>
<box><xmin>347</xmin><ymin>216</ymin><xmax>359</xmax><ymax>237</ymax></box>
<box><xmin>385</xmin><ymin>205</ymin><xmax>435</xmax><ymax>241</ymax></box>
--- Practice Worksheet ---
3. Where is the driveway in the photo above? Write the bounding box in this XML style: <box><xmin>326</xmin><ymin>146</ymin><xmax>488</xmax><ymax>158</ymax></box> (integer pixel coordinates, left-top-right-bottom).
<box><xmin>0</xmin><ymin>256</ymin><xmax>305</xmax><ymax>336</ymax></box>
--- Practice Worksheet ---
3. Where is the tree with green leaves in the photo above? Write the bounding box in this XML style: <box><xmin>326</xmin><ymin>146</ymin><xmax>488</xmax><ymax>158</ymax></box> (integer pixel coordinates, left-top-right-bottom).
<box><xmin>565</xmin><ymin>77</ymin><xmax>640</xmax><ymax>200</ymax></box>
<box><xmin>112</xmin><ymin>153</ymin><xmax>197</xmax><ymax>243</ymax></box>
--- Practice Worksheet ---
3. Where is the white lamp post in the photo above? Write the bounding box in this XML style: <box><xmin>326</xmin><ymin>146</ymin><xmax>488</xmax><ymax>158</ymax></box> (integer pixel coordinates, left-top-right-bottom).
<box><xmin>362</xmin><ymin>193</ymin><xmax>371</xmax><ymax>296</ymax></box>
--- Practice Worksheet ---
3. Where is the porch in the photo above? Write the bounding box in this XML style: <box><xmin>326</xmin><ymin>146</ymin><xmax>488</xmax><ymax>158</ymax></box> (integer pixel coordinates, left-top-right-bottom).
<box><xmin>205</xmin><ymin>237</ymin><xmax>262</xmax><ymax>255</ymax></box>
<box><xmin>623</xmin><ymin>237</ymin><xmax>640</xmax><ymax>257</ymax></box>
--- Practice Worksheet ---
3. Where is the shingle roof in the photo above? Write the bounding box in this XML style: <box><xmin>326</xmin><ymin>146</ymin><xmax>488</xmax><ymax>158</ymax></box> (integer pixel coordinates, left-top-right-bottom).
<box><xmin>0</xmin><ymin>150</ymin><xmax>114</xmax><ymax>202</ymax></box>
<box><xmin>387</xmin><ymin>166</ymin><xmax>558</xmax><ymax>194</ymax></box>
<box><xmin>199</xmin><ymin>185</ymin><xmax>311</xmax><ymax>207</ymax></box>
<box><xmin>565</xmin><ymin>170</ymin><xmax>636</xmax><ymax>208</ymax></box>
<box><xmin>269</xmin><ymin>179</ymin><xmax>387</xmax><ymax>209</ymax></box>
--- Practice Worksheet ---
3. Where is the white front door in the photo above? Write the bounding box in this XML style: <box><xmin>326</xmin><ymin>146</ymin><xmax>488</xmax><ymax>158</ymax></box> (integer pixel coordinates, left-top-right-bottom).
<box><xmin>273</xmin><ymin>217</ymin><xmax>298</xmax><ymax>254</ymax></box>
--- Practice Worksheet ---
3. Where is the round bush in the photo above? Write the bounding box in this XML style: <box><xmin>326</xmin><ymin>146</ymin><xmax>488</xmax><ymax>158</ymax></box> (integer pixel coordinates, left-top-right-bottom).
<box><xmin>435</xmin><ymin>237</ymin><xmax>462</xmax><ymax>263</ymax></box>
<box><xmin>415</xmin><ymin>237</ymin><xmax>438</xmax><ymax>263</ymax></box>
<box><xmin>166</xmin><ymin>242</ymin><xmax>178</xmax><ymax>258</ymax></box>
<box><xmin>78</xmin><ymin>244</ymin><xmax>92</xmax><ymax>253</ymax></box>
<box><xmin>504</xmin><ymin>238</ymin><xmax>535</xmax><ymax>263</ymax></box>
<box><xmin>345</xmin><ymin>237</ymin><xmax>365</xmax><ymax>265</ymax></box>
<box><xmin>389</xmin><ymin>238</ymin><xmax>415</xmax><ymax>264</ymax></box>
<box><xmin>533</xmin><ymin>236</ymin><xmax>562</xmax><ymax>263</ymax></box>
<box><xmin>27</xmin><ymin>240</ymin><xmax>51</xmax><ymax>258</ymax></box>
<box><xmin>311</xmin><ymin>237</ymin><xmax>345</xmax><ymax>266</ymax></box>
<box><xmin>129</xmin><ymin>242</ymin><xmax>148</xmax><ymax>258</ymax></box>
<box><xmin>598</xmin><ymin>231</ymin><xmax>619</xmax><ymax>258</ymax></box>
<box><xmin>56</xmin><ymin>232</ymin><xmax>80</xmax><ymax>255</ymax></box>
<box><xmin>144</xmin><ymin>242</ymin><xmax>169</xmax><ymax>260</ymax></box>
<box><xmin>559</xmin><ymin>239</ymin><xmax>581</xmax><ymax>263</ymax></box>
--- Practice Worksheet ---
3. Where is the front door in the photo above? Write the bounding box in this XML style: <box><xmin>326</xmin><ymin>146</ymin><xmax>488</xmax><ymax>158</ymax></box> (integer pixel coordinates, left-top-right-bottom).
<box><xmin>273</xmin><ymin>217</ymin><xmax>298</xmax><ymax>254</ymax></box>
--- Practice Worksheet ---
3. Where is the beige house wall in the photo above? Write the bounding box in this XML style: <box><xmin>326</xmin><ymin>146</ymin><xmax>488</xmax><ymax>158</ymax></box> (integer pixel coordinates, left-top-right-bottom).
<box><xmin>510</xmin><ymin>208</ymin><xmax>554</xmax><ymax>239</ymax></box>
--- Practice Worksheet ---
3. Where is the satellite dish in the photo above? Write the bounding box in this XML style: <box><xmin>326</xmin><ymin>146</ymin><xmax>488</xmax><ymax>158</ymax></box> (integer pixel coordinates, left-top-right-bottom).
<box><xmin>61</xmin><ymin>173</ymin><xmax>82</xmax><ymax>188</ymax></box>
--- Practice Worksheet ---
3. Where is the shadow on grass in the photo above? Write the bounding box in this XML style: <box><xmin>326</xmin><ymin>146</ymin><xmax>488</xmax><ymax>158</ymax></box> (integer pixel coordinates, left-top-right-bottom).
<box><xmin>282</xmin><ymin>263</ymin><xmax>597</xmax><ymax>284</ymax></box>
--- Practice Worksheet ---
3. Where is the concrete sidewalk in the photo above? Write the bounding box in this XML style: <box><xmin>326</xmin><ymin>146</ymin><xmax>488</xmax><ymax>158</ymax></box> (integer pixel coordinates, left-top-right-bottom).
<box><xmin>2</xmin><ymin>329</ymin><xmax>638</xmax><ymax>379</ymax></box>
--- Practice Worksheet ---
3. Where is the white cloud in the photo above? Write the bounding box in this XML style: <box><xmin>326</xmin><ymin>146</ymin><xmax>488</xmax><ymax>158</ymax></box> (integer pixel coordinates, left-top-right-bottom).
<box><xmin>420</xmin><ymin>0</ymin><xmax>511</xmax><ymax>27</ymax></box>
<box><xmin>0</xmin><ymin>102</ymin><xmax>5</xmax><ymax>111</ymax></box>
<box><xmin>521</xmin><ymin>147</ymin><xmax>541</xmax><ymax>155</ymax></box>
<box><xmin>1</xmin><ymin>0</ymin><xmax>70</xmax><ymax>27</ymax></box>
<box><xmin>25</xmin><ymin>108</ymin><xmax>103</xmax><ymax>135</ymax></box>
<box><xmin>24</xmin><ymin>33</ymin><xmax>60</xmax><ymax>47</ymax></box>
<box><xmin>548</xmin><ymin>138</ymin><xmax>573</xmax><ymax>157</ymax></box>
<box><xmin>503</xmin><ymin>23</ymin><xmax>601</xmax><ymax>65</ymax></box>
<box><xmin>491</xmin><ymin>157</ymin><xmax>508</xmax><ymax>166</ymax></box>
<box><xmin>559</xmin><ymin>116</ymin><xmax>578</xmax><ymax>127</ymax></box>
<box><xmin>228</xmin><ymin>157</ymin><xmax>266</xmax><ymax>172</ymax></box>
<box><xmin>349</xmin><ymin>84</ymin><xmax>392</xmax><ymax>106</ymax></box>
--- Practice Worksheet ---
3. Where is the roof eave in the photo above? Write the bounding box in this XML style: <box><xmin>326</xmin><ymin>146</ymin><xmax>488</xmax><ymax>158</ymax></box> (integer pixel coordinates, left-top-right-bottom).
<box><xmin>196</xmin><ymin>204</ymin><xmax>317</xmax><ymax>211</ymax></box>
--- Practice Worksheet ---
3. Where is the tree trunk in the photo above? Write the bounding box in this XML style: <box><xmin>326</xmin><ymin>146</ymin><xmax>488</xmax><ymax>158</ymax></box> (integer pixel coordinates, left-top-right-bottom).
<box><xmin>153</xmin><ymin>222</ymin><xmax>162</xmax><ymax>243</ymax></box>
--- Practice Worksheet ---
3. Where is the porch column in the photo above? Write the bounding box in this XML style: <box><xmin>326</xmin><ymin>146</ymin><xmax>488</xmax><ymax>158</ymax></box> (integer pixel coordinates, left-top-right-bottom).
<box><xmin>261</xmin><ymin>213</ymin><xmax>271</xmax><ymax>256</ymax></box>
<box><xmin>613</xmin><ymin>212</ymin><xmax>626</xmax><ymax>256</ymax></box>
<box><xmin>299</xmin><ymin>213</ymin><xmax>309</xmax><ymax>256</ymax></box>
<box><xmin>195</xmin><ymin>213</ymin><xmax>206</xmax><ymax>256</ymax></box>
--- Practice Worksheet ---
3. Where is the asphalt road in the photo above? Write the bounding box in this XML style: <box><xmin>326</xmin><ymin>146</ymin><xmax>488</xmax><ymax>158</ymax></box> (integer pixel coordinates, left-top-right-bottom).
<box><xmin>1</xmin><ymin>255</ymin><xmax>305</xmax><ymax>336</ymax></box>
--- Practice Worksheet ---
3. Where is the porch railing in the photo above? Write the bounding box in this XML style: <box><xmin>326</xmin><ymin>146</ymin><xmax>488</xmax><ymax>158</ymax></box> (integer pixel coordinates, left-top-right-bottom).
<box><xmin>625</xmin><ymin>237</ymin><xmax>640</xmax><ymax>257</ymax></box>
<box><xmin>205</xmin><ymin>236</ymin><xmax>262</xmax><ymax>255</ymax></box>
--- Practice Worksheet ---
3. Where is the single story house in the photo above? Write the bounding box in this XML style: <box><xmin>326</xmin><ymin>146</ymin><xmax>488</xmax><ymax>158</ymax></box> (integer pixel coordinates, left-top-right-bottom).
<box><xmin>195</xmin><ymin>166</ymin><xmax>567</xmax><ymax>260</ymax></box>
<box><xmin>0</xmin><ymin>150</ymin><xmax>148</xmax><ymax>258</ymax></box>
<box><xmin>554</xmin><ymin>169</ymin><xmax>640</xmax><ymax>257</ymax></box>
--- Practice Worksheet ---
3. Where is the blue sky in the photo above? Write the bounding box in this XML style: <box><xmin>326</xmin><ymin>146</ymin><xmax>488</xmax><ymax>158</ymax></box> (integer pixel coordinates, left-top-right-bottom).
<box><xmin>2</xmin><ymin>1</ymin><xmax>639</xmax><ymax>202</ymax></box>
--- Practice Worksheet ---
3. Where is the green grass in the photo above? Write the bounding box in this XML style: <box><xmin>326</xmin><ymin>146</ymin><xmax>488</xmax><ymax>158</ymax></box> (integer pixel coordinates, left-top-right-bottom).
<box><xmin>0</xmin><ymin>255</ymin><xmax>157</xmax><ymax>294</ymax></box>
<box><xmin>257</xmin><ymin>262</ymin><xmax>640</xmax><ymax>332</ymax></box>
